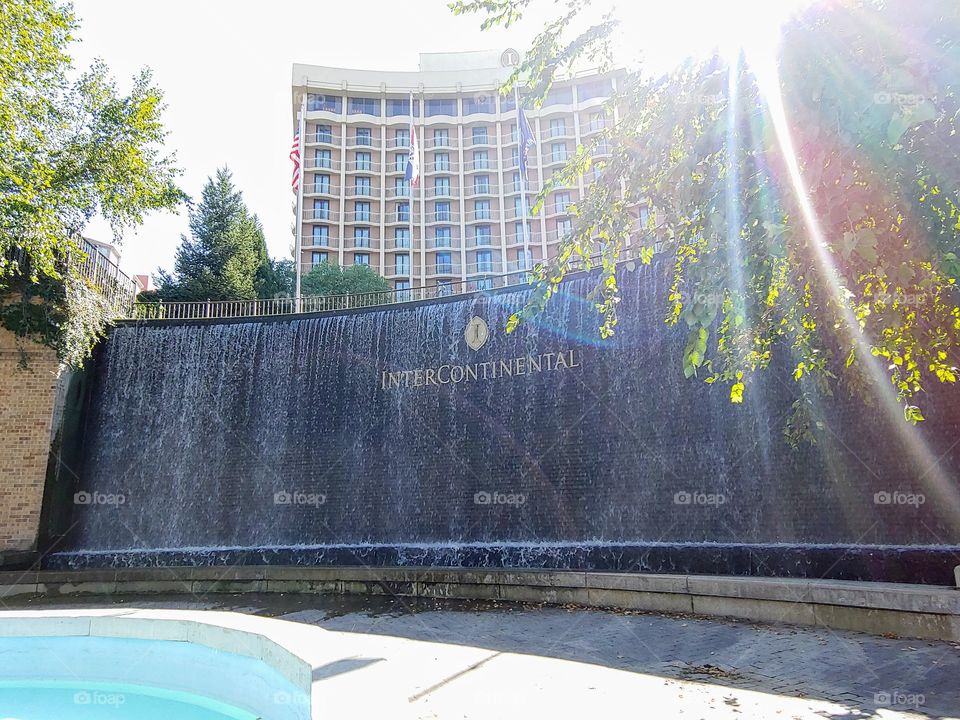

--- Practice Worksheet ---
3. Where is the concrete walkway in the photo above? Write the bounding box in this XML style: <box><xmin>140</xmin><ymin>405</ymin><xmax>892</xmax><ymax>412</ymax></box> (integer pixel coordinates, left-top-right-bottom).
<box><xmin>4</xmin><ymin>592</ymin><xmax>959</xmax><ymax>719</ymax></box>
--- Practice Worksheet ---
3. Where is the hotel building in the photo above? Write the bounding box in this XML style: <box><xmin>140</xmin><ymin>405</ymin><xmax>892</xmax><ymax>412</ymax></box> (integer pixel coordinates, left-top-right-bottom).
<box><xmin>291</xmin><ymin>50</ymin><xmax>623</xmax><ymax>292</ymax></box>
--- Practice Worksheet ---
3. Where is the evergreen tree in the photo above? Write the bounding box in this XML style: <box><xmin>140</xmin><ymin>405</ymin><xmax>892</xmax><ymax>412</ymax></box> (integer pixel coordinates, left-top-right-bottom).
<box><xmin>156</xmin><ymin>168</ymin><xmax>267</xmax><ymax>301</ymax></box>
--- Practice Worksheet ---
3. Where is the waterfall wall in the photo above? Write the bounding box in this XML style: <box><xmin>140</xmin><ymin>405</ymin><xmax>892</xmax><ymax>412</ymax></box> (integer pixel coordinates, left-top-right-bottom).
<box><xmin>49</xmin><ymin>264</ymin><xmax>960</xmax><ymax>583</ymax></box>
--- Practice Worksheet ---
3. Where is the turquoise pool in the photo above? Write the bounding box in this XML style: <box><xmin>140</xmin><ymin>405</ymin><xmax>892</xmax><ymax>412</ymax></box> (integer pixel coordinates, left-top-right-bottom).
<box><xmin>0</xmin><ymin>680</ymin><xmax>257</xmax><ymax>719</ymax></box>
<box><xmin>0</xmin><ymin>634</ymin><xmax>310</xmax><ymax>720</ymax></box>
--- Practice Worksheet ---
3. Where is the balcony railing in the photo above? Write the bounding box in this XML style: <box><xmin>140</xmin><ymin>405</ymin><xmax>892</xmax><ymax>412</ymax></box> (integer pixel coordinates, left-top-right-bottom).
<box><xmin>304</xmin><ymin>183</ymin><xmax>340</xmax><ymax>196</ymax></box>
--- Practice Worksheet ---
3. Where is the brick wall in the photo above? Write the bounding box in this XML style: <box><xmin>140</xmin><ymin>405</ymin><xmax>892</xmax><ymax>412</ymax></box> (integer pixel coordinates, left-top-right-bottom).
<box><xmin>0</xmin><ymin>328</ymin><xmax>60</xmax><ymax>552</ymax></box>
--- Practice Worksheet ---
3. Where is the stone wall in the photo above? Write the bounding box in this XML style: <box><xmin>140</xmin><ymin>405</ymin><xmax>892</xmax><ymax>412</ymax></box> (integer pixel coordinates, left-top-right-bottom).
<box><xmin>0</xmin><ymin>329</ymin><xmax>60</xmax><ymax>552</ymax></box>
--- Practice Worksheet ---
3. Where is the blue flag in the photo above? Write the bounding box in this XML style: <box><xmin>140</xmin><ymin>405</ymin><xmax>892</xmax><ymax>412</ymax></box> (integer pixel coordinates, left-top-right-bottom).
<box><xmin>518</xmin><ymin>107</ymin><xmax>536</xmax><ymax>179</ymax></box>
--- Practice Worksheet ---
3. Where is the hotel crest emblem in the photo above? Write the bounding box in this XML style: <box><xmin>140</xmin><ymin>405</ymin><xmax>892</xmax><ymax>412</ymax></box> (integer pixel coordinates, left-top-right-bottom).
<box><xmin>465</xmin><ymin>316</ymin><xmax>490</xmax><ymax>351</ymax></box>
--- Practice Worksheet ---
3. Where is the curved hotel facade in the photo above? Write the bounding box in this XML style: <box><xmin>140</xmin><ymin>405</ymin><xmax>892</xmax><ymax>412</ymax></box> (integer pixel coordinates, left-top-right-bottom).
<box><xmin>292</xmin><ymin>50</ymin><xmax>620</xmax><ymax>291</ymax></box>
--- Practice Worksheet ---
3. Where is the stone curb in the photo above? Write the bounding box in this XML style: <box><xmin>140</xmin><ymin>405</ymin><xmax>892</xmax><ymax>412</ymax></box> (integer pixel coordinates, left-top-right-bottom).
<box><xmin>0</xmin><ymin>567</ymin><xmax>957</xmax><ymax>641</ymax></box>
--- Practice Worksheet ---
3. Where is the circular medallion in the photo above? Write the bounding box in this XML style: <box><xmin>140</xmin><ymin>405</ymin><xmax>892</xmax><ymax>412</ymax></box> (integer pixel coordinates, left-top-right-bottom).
<box><xmin>465</xmin><ymin>316</ymin><xmax>490</xmax><ymax>351</ymax></box>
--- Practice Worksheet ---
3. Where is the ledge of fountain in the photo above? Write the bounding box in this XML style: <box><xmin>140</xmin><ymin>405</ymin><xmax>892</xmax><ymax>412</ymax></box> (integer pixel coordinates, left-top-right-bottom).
<box><xmin>1</xmin><ymin>566</ymin><xmax>958</xmax><ymax>641</ymax></box>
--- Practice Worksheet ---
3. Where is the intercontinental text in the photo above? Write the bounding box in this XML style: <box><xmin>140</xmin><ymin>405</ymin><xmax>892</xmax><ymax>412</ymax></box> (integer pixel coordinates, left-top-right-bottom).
<box><xmin>380</xmin><ymin>349</ymin><xmax>582</xmax><ymax>390</ymax></box>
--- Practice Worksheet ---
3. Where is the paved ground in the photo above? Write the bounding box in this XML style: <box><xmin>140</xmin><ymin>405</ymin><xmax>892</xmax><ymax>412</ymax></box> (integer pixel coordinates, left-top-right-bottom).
<box><xmin>4</xmin><ymin>592</ymin><xmax>959</xmax><ymax>719</ymax></box>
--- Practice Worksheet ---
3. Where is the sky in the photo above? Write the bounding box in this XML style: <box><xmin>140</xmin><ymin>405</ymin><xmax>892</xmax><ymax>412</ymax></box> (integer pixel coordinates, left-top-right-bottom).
<box><xmin>71</xmin><ymin>0</ymin><xmax>805</xmax><ymax>279</ymax></box>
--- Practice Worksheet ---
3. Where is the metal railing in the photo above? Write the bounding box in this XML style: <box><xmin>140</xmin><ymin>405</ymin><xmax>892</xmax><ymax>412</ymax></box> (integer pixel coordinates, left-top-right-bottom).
<box><xmin>129</xmin><ymin>244</ymin><xmax>653</xmax><ymax>322</ymax></box>
<box><xmin>3</xmin><ymin>239</ymin><xmax>138</xmax><ymax>317</ymax></box>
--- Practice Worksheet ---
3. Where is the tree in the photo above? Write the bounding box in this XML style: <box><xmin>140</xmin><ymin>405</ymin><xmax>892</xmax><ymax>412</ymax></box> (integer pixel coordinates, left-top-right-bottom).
<box><xmin>301</xmin><ymin>263</ymin><xmax>390</xmax><ymax>298</ymax></box>
<box><xmin>155</xmin><ymin>168</ymin><xmax>268</xmax><ymax>301</ymax></box>
<box><xmin>452</xmin><ymin>0</ymin><xmax>960</xmax><ymax>444</ymax></box>
<box><xmin>0</xmin><ymin>0</ymin><xmax>182</xmax><ymax>365</ymax></box>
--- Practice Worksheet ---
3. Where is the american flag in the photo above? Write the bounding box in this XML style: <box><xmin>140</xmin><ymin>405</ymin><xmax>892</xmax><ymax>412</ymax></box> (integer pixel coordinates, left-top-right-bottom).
<box><xmin>289</xmin><ymin>132</ymin><xmax>301</xmax><ymax>193</ymax></box>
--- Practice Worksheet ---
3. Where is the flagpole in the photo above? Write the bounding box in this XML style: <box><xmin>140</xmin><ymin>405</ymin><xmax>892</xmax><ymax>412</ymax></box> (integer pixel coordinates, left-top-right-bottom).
<box><xmin>408</xmin><ymin>90</ymin><xmax>416</xmax><ymax>297</ymax></box>
<box><xmin>515</xmin><ymin>85</ymin><xmax>531</xmax><ymax>273</ymax></box>
<box><xmin>294</xmin><ymin>93</ymin><xmax>306</xmax><ymax>311</ymax></box>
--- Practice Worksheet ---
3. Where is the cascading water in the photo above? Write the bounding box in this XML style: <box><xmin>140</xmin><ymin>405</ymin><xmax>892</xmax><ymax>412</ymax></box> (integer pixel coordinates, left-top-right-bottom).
<box><xmin>49</xmin><ymin>263</ymin><xmax>960</xmax><ymax>582</ymax></box>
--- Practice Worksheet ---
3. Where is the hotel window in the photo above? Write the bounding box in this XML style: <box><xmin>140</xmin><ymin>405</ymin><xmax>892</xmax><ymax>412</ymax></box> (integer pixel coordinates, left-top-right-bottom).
<box><xmin>589</xmin><ymin>112</ymin><xmax>605</xmax><ymax>132</ymax></box>
<box><xmin>557</xmin><ymin>218</ymin><xmax>573</xmax><ymax>237</ymax></box>
<box><xmin>475</xmin><ymin>277</ymin><xmax>493</xmax><ymax>291</ymax></box>
<box><xmin>397</xmin><ymin>202</ymin><xmax>410</xmax><ymax>222</ymax></box>
<box><xmin>395</xmin><ymin>177</ymin><xmax>409</xmax><ymax>196</ymax></box>
<box><xmin>348</xmin><ymin>97</ymin><xmax>380</xmax><ymax>116</ymax></box>
<box><xmin>510</xmin><ymin>149</ymin><xmax>520</xmax><ymax>168</ymax></box>
<box><xmin>475</xmin><ymin>225</ymin><xmax>492</xmax><ymax>245</ymax></box>
<box><xmin>394</xmin><ymin>153</ymin><xmax>406</xmax><ymax>173</ymax></box>
<box><xmin>474</xmin><ymin>200</ymin><xmax>491</xmax><ymax>220</ymax></box>
<box><xmin>396</xmin><ymin>279</ymin><xmax>411</xmax><ymax>293</ymax></box>
<box><xmin>394</xmin><ymin>128</ymin><xmax>410</xmax><ymax>148</ymax></box>
<box><xmin>313</xmin><ymin>199</ymin><xmax>329</xmax><ymax>220</ymax></box>
<box><xmin>434</xmin><ymin>153</ymin><xmax>450</xmax><ymax>171</ymax></box>
<box><xmin>395</xmin><ymin>253</ymin><xmax>410</xmax><ymax>275</ymax></box>
<box><xmin>311</xmin><ymin>225</ymin><xmax>329</xmax><ymax>246</ymax></box>
<box><xmin>315</xmin><ymin>174</ymin><xmax>331</xmax><ymax>193</ymax></box>
<box><xmin>549</xmin><ymin>118</ymin><xmax>566</xmax><ymax>138</ymax></box>
<box><xmin>463</xmin><ymin>96</ymin><xmax>494</xmax><ymax>114</ymax></box>
<box><xmin>354</xmin><ymin>253</ymin><xmax>370</xmax><ymax>265</ymax></box>
<box><xmin>354</xmin><ymin>201</ymin><xmax>371</xmax><ymax>223</ymax></box>
<box><xmin>514</xmin><ymin>221</ymin><xmax>532</xmax><ymax>242</ymax></box>
<box><xmin>426</xmin><ymin>99</ymin><xmax>457</xmax><ymax>117</ymax></box>
<box><xmin>512</xmin><ymin>172</ymin><xmax>523</xmax><ymax>192</ymax></box>
<box><xmin>355</xmin><ymin>152</ymin><xmax>372</xmax><ymax>171</ymax></box>
<box><xmin>311</xmin><ymin>251</ymin><xmax>328</xmax><ymax>267</ymax></box>
<box><xmin>395</xmin><ymin>228</ymin><xmax>410</xmax><ymax>248</ymax></box>
<box><xmin>435</xmin><ymin>227</ymin><xmax>452</xmax><ymax>246</ymax></box>
<box><xmin>544</xmin><ymin>86</ymin><xmax>573</xmax><ymax>106</ymax></box>
<box><xmin>435</xmin><ymin>201</ymin><xmax>451</xmax><ymax>222</ymax></box>
<box><xmin>354</xmin><ymin>227</ymin><xmax>371</xmax><ymax>248</ymax></box>
<box><xmin>472</xmin><ymin>150</ymin><xmax>489</xmax><ymax>170</ymax></box>
<box><xmin>555</xmin><ymin>192</ymin><xmax>572</xmax><ymax>214</ymax></box>
<box><xmin>474</xmin><ymin>175</ymin><xmax>490</xmax><ymax>194</ymax></box>
<box><xmin>386</xmin><ymin>98</ymin><xmax>418</xmax><ymax>117</ymax></box>
<box><xmin>516</xmin><ymin>248</ymin><xmax>533</xmax><ymax>270</ymax></box>
<box><xmin>432</xmin><ymin>128</ymin><xmax>449</xmax><ymax>147</ymax></box>
<box><xmin>308</xmin><ymin>95</ymin><xmax>340</xmax><ymax>113</ymax></box>
<box><xmin>436</xmin><ymin>251</ymin><xmax>453</xmax><ymax>274</ymax></box>
<box><xmin>578</xmin><ymin>79</ymin><xmax>611</xmax><ymax>101</ymax></box>
<box><xmin>315</xmin><ymin>124</ymin><xmax>333</xmax><ymax>143</ymax></box>
<box><xmin>435</xmin><ymin>177</ymin><xmax>450</xmax><ymax>196</ymax></box>
<box><xmin>639</xmin><ymin>207</ymin><xmax>651</xmax><ymax>228</ymax></box>
<box><xmin>313</xmin><ymin>149</ymin><xmax>331</xmax><ymax>169</ymax></box>
<box><xmin>508</xmin><ymin>123</ymin><xmax>517</xmax><ymax>143</ymax></box>
<box><xmin>551</xmin><ymin>142</ymin><xmax>568</xmax><ymax>163</ymax></box>
<box><xmin>471</xmin><ymin>126</ymin><xmax>488</xmax><ymax>145</ymax></box>
<box><xmin>355</xmin><ymin>176</ymin><xmax>372</xmax><ymax>195</ymax></box>
<box><xmin>355</xmin><ymin>127</ymin><xmax>373</xmax><ymax>146</ymax></box>
<box><xmin>476</xmin><ymin>249</ymin><xmax>494</xmax><ymax>273</ymax></box>
<box><xmin>513</xmin><ymin>197</ymin><xmax>523</xmax><ymax>216</ymax></box>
